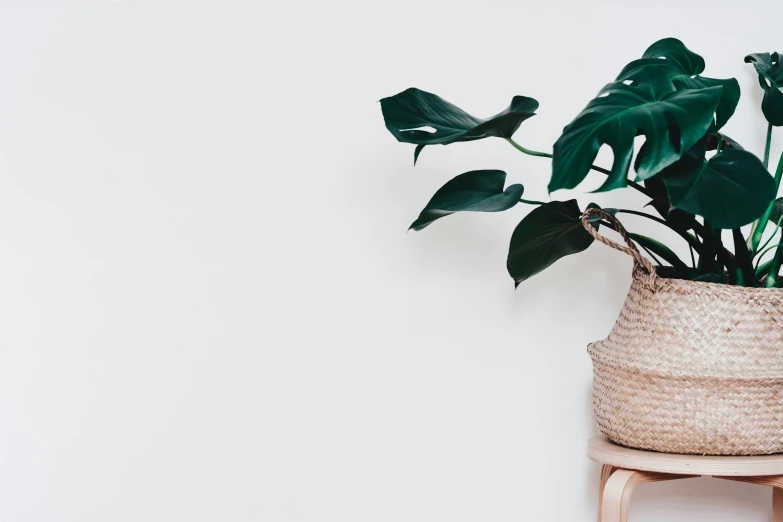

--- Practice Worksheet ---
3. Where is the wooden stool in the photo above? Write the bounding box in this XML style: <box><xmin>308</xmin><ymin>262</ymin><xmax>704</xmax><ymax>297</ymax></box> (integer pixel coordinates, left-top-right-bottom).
<box><xmin>589</xmin><ymin>436</ymin><xmax>783</xmax><ymax>522</ymax></box>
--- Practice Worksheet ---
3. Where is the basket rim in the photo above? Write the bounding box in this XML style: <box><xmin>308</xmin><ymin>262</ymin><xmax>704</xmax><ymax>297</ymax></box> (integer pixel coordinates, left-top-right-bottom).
<box><xmin>638</xmin><ymin>266</ymin><xmax>783</xmax><ymax>295</ymax></box>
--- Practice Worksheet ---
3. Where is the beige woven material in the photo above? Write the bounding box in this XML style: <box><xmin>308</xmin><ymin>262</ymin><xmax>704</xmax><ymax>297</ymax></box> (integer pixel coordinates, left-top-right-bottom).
<box><xmin>582</xmin><ymin>208</ymin><xmax>783</xmax><ymax>455</ymax></box>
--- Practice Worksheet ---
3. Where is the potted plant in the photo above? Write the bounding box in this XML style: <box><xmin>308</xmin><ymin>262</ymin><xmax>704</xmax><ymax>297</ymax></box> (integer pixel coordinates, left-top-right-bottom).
<box><xmin>379</xmin><ymin>38</ymin><xmax>783</xmax><ymax>455</ymax></box>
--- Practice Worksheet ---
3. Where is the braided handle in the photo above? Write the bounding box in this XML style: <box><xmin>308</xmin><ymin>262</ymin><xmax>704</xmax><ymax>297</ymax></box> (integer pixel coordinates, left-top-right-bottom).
<box><xmin>581</xmin><ymin>208</ymin><xmax>658</xmax><ymax>289</ymax></box>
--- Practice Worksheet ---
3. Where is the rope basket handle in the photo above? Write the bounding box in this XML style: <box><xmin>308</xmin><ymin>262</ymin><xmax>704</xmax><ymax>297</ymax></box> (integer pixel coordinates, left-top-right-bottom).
<box><xmin>581</xmin><ymin>208</ymin><xmax>658</xmax><ymax>290</ymax></box>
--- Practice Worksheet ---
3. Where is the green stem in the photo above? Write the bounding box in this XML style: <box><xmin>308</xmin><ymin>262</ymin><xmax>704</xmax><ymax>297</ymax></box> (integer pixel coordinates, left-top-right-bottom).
<box><xmin>757</xmin><ymin>215</ymin><xmax>783</xmax><ymax>255</ymax></box>
<box><xmin>750</xmin><ymin>136</ymin><xmax>783</xmax><ymax>253</ymax></box>
<box><xmin>764</xmin><ymin>123</ymin><xmax>773</xmax><ymax>169</ymax></box>
<box><xmin>755</xmin><ymin>243</ymin><xmax>783</xmax><ymax>272</ymax></box>
<box><xmin>638</xmin><ymin>244</ymin><xmax>663</xmax><ymax>266</ymax></box>
<box><xmin>615</xmin><ymin>209</ymin><xmax>703</xmax><ymax>253</ymax></box>
<box><xmin>519</xmin><ymin>198</ymin><xmax>545</xmax><ymax>205</ymax></box>
<box><xmin>505</xmin><ymin>138</ymin><xmax>650</xmax><ymax>197</ymax></box>
<box><xmin>766</xmin><ymin>245</ymin><xmax>783</xmax><ymax>287</ymax></box>
<box><xmin>505</xmin><ymin>138</ymin><xmax>553</xmax><ymax>158</ymax></box>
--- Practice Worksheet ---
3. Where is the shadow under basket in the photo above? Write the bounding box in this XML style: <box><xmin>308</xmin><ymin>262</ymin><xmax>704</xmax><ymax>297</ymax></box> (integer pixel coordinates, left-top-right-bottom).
<box><xmin>582</xmin><ymin>209</ymin><xmax>783</xmax><ymax>455</ymax></box>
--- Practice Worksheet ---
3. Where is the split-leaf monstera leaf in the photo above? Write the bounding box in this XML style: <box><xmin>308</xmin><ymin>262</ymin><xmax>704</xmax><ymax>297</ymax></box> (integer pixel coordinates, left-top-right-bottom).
<box><xmin>617</xmin><ymin>38</ymin><xmax>740</xmax><ymax>131</ymax></box>
<box><xmin>409</xmin><ymin>170</ymin><xmax>524</xmax><ymax>231</ymax></box>
<box><xmin>550</xmin><ymin>38</ymin><xmax>739</xmax><ymax>193</ymax></box>
<box><xmin>745</xmin><ymin>52</ymin><xmax>783</xmax><ymax>126</ymax></box>
<box><xmin>380</xmin><ymin>88</ymin><xmax>538</xmax><ymax>164</ymax></box>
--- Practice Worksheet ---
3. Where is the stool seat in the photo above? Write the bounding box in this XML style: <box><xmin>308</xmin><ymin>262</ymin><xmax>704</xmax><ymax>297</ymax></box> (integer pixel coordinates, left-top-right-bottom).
<box><xmin>589</xmin><ymin>436</ymin><xmax>783</xmax><ymax>476</ymax></box>
<box><xmin>588</xmin><ymin>436</ymin><xmax>783</xmax><ymax>522</ymax></box>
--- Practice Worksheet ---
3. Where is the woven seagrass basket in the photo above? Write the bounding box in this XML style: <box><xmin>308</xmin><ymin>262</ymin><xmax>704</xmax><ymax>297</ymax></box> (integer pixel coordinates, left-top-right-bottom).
<box><xmin>581</xmin><ymin>208</ymin><xmax>783</xmax><ymax>456</ymax></box>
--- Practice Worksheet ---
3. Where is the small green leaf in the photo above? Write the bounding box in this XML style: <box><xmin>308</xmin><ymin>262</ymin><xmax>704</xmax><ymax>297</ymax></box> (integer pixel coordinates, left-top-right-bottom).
<box><xmin>409</xmin><ymin>170</ymin><xmax>524</xmax><ymax>231</ymax></box>
<box><xmin>657</xmin><ymin>143</ymin><xmax>776</xmax><ymax>229</ymax></box>
<box><xmin>380</xmin><ymin>88</ymin><xmax>539</xmax><ymax>162</ymax></box>
<box><xmin>627</xmin><ymin>233</ymin><xmax>689</xmax><ymax>272</ymax></box>
<box><xmin>507</xmin><ymin>200</ymin><xmax>594</xmax><ymax>287</ymax></box>
<box><xmin>745</xmin><ymin>53</ymin><xmax>783</xmax><ymax>126</ymax></box>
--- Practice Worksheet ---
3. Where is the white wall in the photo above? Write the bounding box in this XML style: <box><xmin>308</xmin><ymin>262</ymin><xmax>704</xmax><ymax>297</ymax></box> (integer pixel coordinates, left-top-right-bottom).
<box><xmin>0</xmin><ymin>1</ymin><xmax>779</xmax><ymax>520</ymax></box>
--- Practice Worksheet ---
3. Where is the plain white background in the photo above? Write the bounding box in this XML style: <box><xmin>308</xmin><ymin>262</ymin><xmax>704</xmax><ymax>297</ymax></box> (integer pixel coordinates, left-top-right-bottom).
<box><xmin>0</xmin><ymin>0</ymin><xmax>780</xmax><ymax>520</ymax></box>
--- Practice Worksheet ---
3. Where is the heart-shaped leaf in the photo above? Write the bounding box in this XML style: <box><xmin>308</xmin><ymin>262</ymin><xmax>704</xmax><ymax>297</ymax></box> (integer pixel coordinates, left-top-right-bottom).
<box><xmin>507</xmin><ymin>200</ymin><xmax>595</xmax><ymax>287</ymax></box>
<box><xmin>550</xmin><ymin>81</ymin><xmax>722</xmax><ymax>192</ymax></box>
<box><xmin>745</xmin><ymin>52</ymin><xmax>783</xmax><ymax>126</ymax></box>
<box><xmin>380</xmin><ymin>88</ymin><xmax>539</xmax><ymax>163</ymax></box>
<box><xmin>617</xmin><ymin>38</ymin><xmax>739</xmax><ymax>131</ymax></box>
<box><xmin>409</xmin><ymin>170</ymin><xmax>524</xmax><ymax>231</ymax></box>
<box><xmin>657</xmin><ymin>142</ymin><xmax>776</xmax><ymax>229</ymax></box>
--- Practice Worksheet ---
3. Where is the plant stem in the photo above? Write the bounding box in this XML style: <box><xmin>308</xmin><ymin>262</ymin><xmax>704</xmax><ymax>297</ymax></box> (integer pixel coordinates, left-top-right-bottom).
<box><xmin>505</xmin><ymin>138</ymin><xmax>554</xmax><ymax>158</ymax></box>
<box><xmin>732</xmin><ymin>228</ymin><xmax>754</xmax><ymax>287</ymax></box>
<box><xmin>750</xmin><ymin>132</ymin><xmax>782</xmax><ymax>253</ymax></box>
<box><xmin>764</xmin><ymin>123</ymin><xmax>773</xmax><ymax>169</ymax></box>
<box><xmin>755</xmin><ymin>243</ymin><xmax>783</xmax><ymax>271</ymax></box>
<box><xmin>757</xmin><ymin>215</ymin><xmax>783</xmax><ymax>255</ymax></box>
<box><xmin>766</xmin><ymin>244</ymin><xmax>783</xmax><ymax>287</ymax></box>
<box><xmin>638</xmin><ymin>244</ymin><xmax>663</xmax><ymax>266</ymax></box>
<box><xmin>505</xmin><ymin>138</ymin><xmax>650</xmax><ymax>197</ymax></box>
<box><xmin>615</xmin><ymin>209</ymin><xmax>703</xmax><ymax>253</ymax></box>
<box><xmin>519</xmin><ymin>198</ymin><xmax>545</xmax><ymax>205</ymax></box>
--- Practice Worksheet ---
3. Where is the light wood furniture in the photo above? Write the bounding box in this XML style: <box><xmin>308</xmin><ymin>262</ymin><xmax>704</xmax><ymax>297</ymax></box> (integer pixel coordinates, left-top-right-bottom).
<box><xmin>588</xmin><ymin>436</ymin><xmax>783</xmax><ymax>522</ymax></box>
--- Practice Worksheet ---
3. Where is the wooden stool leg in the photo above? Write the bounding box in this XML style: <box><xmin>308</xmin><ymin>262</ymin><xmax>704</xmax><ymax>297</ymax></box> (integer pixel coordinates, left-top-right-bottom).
<box><xmin>598</xmin><ymin>465</ymin><xmax>616</xmax><ymax>522</ymax></box>
<box><xmin>599</xmin><ymin>469</ymin><xmax>691</xmax><ymax>522</ymax></box>
<box><xmin>719</xmin><ymin>475</ymin><xmax>783</xmax><ymax>522</ymax></box>
<box><xmin>774</xmin><ymin>486</ymin><xmax>783</xmax><ymax>522</ymax></box>
<box><xmin>600</xmin><ymin>469</ymin><xmax>641</xmax><ymax>522</ymax></box>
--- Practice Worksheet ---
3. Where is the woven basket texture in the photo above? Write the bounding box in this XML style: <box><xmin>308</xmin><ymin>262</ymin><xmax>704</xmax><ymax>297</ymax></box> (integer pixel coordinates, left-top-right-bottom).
<box><xmin>590</xmin><ymin>266</ymin><xmax>783</xmax><ymax>455</ymax></box>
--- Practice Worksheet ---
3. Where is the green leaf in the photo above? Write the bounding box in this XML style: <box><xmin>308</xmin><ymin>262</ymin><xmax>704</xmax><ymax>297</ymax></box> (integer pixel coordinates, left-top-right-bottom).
<box><xmin>413</xmin><ymin>144</ymin><xmax>426</xmax><ymax>166</ymax></box>
<box><xmin>617</xmin><ymin>38</ymin><xmax>705</xmax><ymax>81</ymax></box>
<box><xmin>409</xmin><ymin>170</ymin><xmax>524</xmax><ymax>231</ymax></box>
<box><xmin>705</xmin><ymin>132</ymin><xmax>743</xmax><ymax>151</ymax></box>
<box><xmin>550</xmin><ymin>81</ymin><xmax>722</xmax><ymax>192</ymax></box>
<box><xmin>769</xmin><ymin>197</ymin><xmax>783</xmax><ymax>225</ymax></box>
<box><xmin>657</xmin><ymin>142</ymin><xmax>776</xmax><ymax>229</ymax></box>
<box><xmin>745</xmin><ymin>53</ymin><xmax>783</xmax><ymax>126</ymax></box>
<box><xmin>642</xmin><ymin>175</ymin><xmax>696</xmax><ymax>231</ymax></box>
<box><xmin>380</xmin><ymin>88</ymin><xmax>539</xmax><ymax>162</ymax></box>
<box><xmin>627</xmin><ymin>233</ymin><xmax>689</xmax><ymax>272</ymax></box>
<box><xmin>617</xmin><ymin>38</ymin><xmax>739</xmax><ymax>131</ymax></box>
<box><xmin>506</xmin><ymin>200</ymin><xmax>594</xmax><ymax>287</ymax></box>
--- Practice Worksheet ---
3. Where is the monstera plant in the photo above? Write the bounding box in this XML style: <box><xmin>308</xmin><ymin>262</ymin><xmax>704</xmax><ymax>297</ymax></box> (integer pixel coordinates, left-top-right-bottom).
<box><xmin>380</xmin><ymin>38</ymin><xmax>783</xmax><ymax>288</ymax></box>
